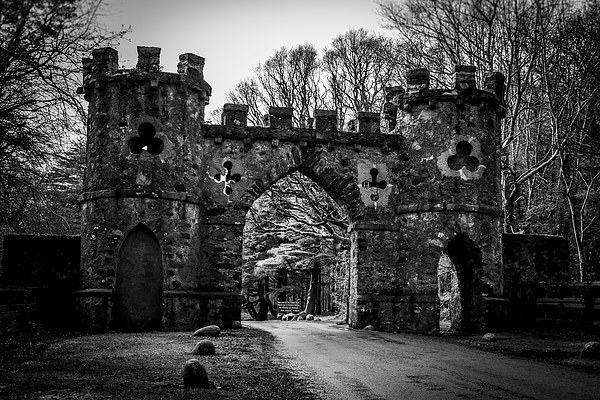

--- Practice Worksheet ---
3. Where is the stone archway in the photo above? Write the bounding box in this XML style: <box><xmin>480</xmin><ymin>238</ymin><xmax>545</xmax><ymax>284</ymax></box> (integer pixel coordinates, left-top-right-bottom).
<box><xmin>441</xmin><ymin>233</ymin><xmax>483</xmax><ymax>331</ymax></box>
<box><xmin>114</xmin><ymin>224</ymin><xmax>163</xmax><ymax>332</ymax></box>
<box><xmin>241</xmin><ymin>170</ymin><xmax>352</xmax><ymax>321</ymax></box>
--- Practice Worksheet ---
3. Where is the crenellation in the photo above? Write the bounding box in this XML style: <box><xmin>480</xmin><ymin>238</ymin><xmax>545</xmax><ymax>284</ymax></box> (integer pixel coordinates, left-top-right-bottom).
<box><xmin>91</xmin><ymin>47</ymin><xmax>118</xmax><ymax>75</ymax></box>
<box><xmin>177</xmin><ymin>53</ymin><xmax>205</xmax><ymax>80</ymax></box>
<box><xmin>268</xmin><ymin>106</ymin><xmax>293</xmax><ymax>129</ymax></box>
<box><xmin>384</xmin><ymin>86</ymin><xmax>404</xmax><ymax>131</ymax></box>
<box><xmin>136</xmin><ymin>46</ymin><xmax>161</xmax><ymax>72</ymax></box>
<box><xmin>222</xmin><ymin>103</ymin><xmax>249</xmax><ymax>127</ymax></box>
<box><xmin>454</xmin><ymin>65</ymin><xmax>477</xmax><ymax>91</ymax></box>
<box><xmin>357</xmin><ymin>111</ymin><xmax>380</xmax><ymax>133</ymax></box>
<box><xmin>406</xmin><ymin>68</ymin><xmax>430</xmax><ymax>93</ymax></box>
<box><xmin>313</xmin><ymin>109</ymin><xmax>337</xmax><ymax>132</ymax></box>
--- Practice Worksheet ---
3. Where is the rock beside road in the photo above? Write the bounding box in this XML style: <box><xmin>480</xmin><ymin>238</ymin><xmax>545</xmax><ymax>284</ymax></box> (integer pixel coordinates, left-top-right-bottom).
<box><xmin>193</xmin><ymin>325</ymin><xmax>221</xmax><ymax>337</ymax></box>
<box><xmin>281</xmin><ymin>313</ymin><xmax>295</xmax><ymax>321</ymax></box>
<box><xmin>363</xmin><ymin>325</ymin><xmax>375</xmax><ymax>331</ymax></box>
<box><xmin>581</xmin><ymin>341</ymin><xmax>600</xmax><ymax>359</ymax></box>
<box><xmin>482</xmin><ymin>333</ymin><xmax>497</xmax><ymax>342</ymax></box>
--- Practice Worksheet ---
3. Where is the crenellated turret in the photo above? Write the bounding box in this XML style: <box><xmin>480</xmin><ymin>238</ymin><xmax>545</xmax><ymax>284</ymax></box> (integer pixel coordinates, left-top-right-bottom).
<box><xmin>81</xmin><ymin>46</ymin><xmax>211</xmax><ymax>196</ymax></box>
<box><xmin>397</xmin><ymin>65</ymin><xmax>506</xmax><ymax>212</ymax></box>
<box><xmin>76</xmin><ymin>47</ymin><xmax>224</xmax><ymax>333</ymax></box>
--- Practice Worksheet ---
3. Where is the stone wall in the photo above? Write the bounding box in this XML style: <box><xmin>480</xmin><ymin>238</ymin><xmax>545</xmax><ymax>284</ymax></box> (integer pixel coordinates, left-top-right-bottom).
<box><xmin>1</xmin><ymin>234</ymin><xmax>80</xmax><ymax>328</ymax></box>
<box><xmin>503</xmin><ymin>233</ymin><xmax>571</xmax><ymax>300</ymax></box>
<box><xmin>500</xmin><ymin>233</ymin><xmax>594</xmax><ymax>330</ymax></box>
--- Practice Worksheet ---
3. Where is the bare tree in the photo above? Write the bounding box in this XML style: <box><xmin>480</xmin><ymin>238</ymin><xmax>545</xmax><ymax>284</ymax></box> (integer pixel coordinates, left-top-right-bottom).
<box><xmin>227</xmin><ymin>45</ymin><xmax>324</xmax><ymax>127</ymax></box>
<box><xmin>541</xmin><ymin>1</ymin><xmax>600</xmax><ymax>280</ymax></box>
<box><xmin>323</xmin><ymin>29</ymin><xmax>400</xmax><ymax>128</ymax></box>
<box><xmin>0</xmin><ymin>0</ymin><xmax>127</xmax><ymax>233</ymax></box>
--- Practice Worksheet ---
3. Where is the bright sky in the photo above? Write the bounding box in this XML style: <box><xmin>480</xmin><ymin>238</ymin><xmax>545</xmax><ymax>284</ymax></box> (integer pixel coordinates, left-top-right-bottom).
<box><xmin>99</xmin><ymin>0</ymin><xmax>389</xmax><ymax>118</ymax></box>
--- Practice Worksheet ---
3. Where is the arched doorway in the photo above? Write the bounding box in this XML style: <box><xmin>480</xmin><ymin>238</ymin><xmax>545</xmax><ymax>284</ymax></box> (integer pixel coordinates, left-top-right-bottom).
<box><xmin>114</xmin><ymin>224</ymin><xmax>163</xmax><ymax>332</ymax></box>
<box><xmin>438</xmin><ymin>233</ymin><xmax>483</xmax><ymax>332</ymax></box>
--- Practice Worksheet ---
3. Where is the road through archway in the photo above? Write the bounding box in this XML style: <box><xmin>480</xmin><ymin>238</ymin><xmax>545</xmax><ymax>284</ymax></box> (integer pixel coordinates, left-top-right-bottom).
<box><xmin>248</xmin><ymin>320</ymin><xmax>599</xmax><ymax>400</ymax></box>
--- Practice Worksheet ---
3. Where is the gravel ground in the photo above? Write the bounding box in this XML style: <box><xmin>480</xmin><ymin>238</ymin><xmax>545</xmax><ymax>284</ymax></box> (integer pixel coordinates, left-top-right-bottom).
<box><xmin>0</xmin><ymin>324</ymin><xmax>321</xmax><ymax>400</ymax></box>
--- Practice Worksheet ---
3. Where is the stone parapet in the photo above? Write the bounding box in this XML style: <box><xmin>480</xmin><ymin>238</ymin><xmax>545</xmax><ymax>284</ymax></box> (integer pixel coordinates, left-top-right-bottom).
<box><xmin>396</xmin><ymin>203</ymin><xmax>502</xmax><ymax>216</ymax></box>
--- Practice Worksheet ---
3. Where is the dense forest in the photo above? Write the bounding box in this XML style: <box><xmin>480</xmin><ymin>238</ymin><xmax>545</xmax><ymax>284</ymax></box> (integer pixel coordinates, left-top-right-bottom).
<box><xmin>1</xmin><ymin>0</ymin><xmax>599</xmax><ymax>318</ymax></box>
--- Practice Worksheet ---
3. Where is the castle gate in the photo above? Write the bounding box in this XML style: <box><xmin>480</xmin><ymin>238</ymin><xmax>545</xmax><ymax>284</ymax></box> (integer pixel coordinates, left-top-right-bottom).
<box><xmin>74</xmin><ymin>47</ymin><xmax>506</xmax><ymax>333</ymax></box>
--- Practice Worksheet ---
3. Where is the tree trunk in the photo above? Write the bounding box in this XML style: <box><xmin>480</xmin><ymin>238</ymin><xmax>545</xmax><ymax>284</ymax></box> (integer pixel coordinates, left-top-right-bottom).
<box><xmin>304</xmin><ymin>267</ymin><xmax>320</xmax><ymax>315</ymax></box>
<box><xmin>257</xmin><ymin>277</ymin><xmax>270</xmax><ymax>321</ymax></box>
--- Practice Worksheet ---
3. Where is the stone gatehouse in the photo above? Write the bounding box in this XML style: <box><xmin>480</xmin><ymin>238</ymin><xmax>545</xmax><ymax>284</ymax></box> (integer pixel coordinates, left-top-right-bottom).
<box><xmin>74</xmin><ymin>45</ymin><xmax>507</xmax><ymax>333</ymax></box>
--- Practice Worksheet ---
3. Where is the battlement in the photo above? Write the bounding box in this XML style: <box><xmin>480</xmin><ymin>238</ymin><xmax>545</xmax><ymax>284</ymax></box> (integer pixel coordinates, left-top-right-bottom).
<box><xmin>207</xmin><ymin>105</ymin><xmax>402</xmax><ymax>151</ymax></box>
<box><xmin>404</xmin><ymin>65</ymin><xmax>504</xmax><ymax>96</ymax></box>
<box><xmin>399</xmin><ymin>65</ymin><xmax>506</xmax><ymax>116</ymax></box>
<box><xmin>80</xmin><ymin>46</ymin><xmax>212</xmax><ymax>102</ymax></box>
<box><xmin>218</xmin><ymin>64</ymin><xmax>505</xmax><ymax>136</ymax></box>
<box><xmin>220</xmin><ymin>105</ymin><xmax>383</xmax><ymax>134</ymax></box>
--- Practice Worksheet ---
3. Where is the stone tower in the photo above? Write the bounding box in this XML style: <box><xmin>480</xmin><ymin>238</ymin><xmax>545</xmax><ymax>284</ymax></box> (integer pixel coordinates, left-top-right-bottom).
<box><xmin>388</xmin><ymin>65</ymin><xmax>506</xmax><ymax>332</ymax></box>
<box><xmin>74</xmin><ymin>47</ymin><xmax>240</xmax><ymax>332</ymax></box>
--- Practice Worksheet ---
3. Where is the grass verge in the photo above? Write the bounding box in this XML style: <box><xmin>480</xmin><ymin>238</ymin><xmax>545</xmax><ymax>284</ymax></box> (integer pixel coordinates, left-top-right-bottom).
<box><xmin>0</xmin><ymin>324</ymin><xmax>319</xmax><ymax>400</ymax></box>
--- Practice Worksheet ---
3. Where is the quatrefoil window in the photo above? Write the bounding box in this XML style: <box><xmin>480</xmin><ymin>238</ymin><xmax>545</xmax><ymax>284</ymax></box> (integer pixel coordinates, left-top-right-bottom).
<box><xmin>447</xmin><ymin>141</ymin><xmax>479</xmax><ymax>172</ymax></box>
<box><xmin>129</xmin><ymin>122</ymin><xmax>164</xmax><ymax>155</ymax></box>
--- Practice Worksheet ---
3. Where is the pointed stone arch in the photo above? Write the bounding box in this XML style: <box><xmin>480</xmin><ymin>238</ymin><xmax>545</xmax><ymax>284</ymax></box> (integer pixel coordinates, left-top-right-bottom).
<box><xmin>243</xmin><ymin>145</ymin><xmax>362</xmax><ymax>221</ymax></box>
<box><xmin>114</xmin><ymin>223</ymin><xmax>163</xmax><ymax>332</ymax></box>
<box><xmin>241</xmin><ymin>165</ymin><xmax>355</xmax><ymax>321</ymax></box>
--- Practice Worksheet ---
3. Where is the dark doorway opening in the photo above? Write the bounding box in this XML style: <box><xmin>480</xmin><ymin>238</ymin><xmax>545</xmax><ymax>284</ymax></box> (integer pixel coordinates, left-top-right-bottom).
<box><xmin>438</xmin><ymin>233</ymin><xmax>483</xmax><ymax>332</ymax></box>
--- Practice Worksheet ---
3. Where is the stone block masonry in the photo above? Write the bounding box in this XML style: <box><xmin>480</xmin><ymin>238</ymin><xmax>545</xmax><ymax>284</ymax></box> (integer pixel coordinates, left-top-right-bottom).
<box><xmin>76</xmin><ymin>46</ymin><xmax>507</xmax><ymax>333</ymax></box>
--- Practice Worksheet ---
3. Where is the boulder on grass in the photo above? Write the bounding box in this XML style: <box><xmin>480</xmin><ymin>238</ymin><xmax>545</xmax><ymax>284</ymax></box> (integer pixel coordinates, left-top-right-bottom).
<box><xmin>192</xmin><ymin>340</ymin><xmax>215</xmax><ymax>356</ymax></box>
<box><xmin>581</xmin><ymin>341</ymin><xmax>600</xmax><ymax>359</ymax></box>
<box><xmin>183</xmin><ymin>359</ymin><xmax>210</xmax><ymax>388</ymax></box>
<box><xmin>363</xmin><ymin>325</ymin><xmax>375</xmax><ymax>331</ymax></box>
<box><xmin>193</xmin><ymin>325</ymin><xmax>221</xmax><ymax>337</ymax></box>
<box><xmin>482</xmin><ymin>333</ymin><xmax>497</xmax><ymax>342</ymax></box>
<box><xmin>231</xmin><ymin>321</ymin><xmax>242</xmax><ymax>329</ymax></box>
<box><xmin>298</xmin><ymin>311</ymin><xmax>307</xmax><ymax>319</ymax></box>
<box><xmin>297</xmin><ymin>316</ymin><xmax>305</xmax><ymax>321</ymax></box>
<box><xmin>306</xmin><ymin>314</ymin><xmax>314</xmax><ymax>321</ymax></box>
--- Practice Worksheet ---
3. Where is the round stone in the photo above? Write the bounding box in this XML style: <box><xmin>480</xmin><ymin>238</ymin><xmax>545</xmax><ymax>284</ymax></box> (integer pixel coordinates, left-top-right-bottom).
<box><xmin>182</xmin><ymin>359</ymin><xmax>210</xmax><ymax>388</ymax></box>
<box><xmin>363</xmin><ymin>325</ymin><xmax>375</xmax><ymax>331</ymax></box>
<box><xmin>231</xmin><ymin>321</ymin><xmax>242</xmax><ymax>329</ymax></box>
<box><xmin>581</xmin><ymin>341</ymin><xmax>600</xmax><ymax>359</ymax></box>
<box><xmin>192</xmin><ymin>340</ymin><xmax>215</xmax><ymax>356</ymax></box>
<box><xmin>482</xmin><ymin>333</ymin><xmax>496</xmax><ymax>342</ymax></box>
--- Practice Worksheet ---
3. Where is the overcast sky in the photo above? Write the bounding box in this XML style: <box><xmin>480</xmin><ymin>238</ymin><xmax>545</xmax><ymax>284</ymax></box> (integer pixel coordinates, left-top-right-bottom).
<box><xmin>99</xmin><ymin>0</ymin><xmax>389</xmax><ymax>117</ymax></box>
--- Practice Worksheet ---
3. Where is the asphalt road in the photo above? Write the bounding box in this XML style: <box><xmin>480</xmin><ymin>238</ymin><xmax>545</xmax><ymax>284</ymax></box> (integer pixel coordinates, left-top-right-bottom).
<box><xmin>248</xmin><ymin>320</ymin><xmax>600</xmax><ymax>400</ymax></box>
